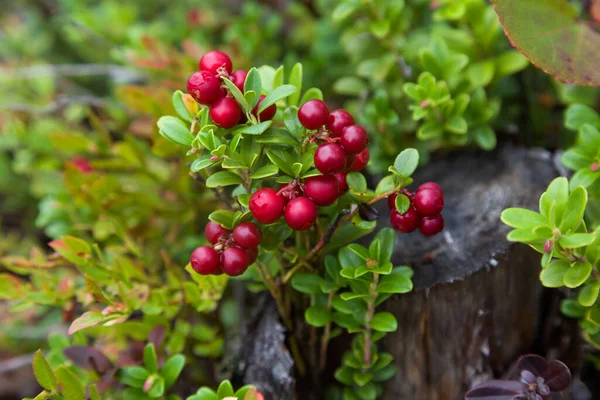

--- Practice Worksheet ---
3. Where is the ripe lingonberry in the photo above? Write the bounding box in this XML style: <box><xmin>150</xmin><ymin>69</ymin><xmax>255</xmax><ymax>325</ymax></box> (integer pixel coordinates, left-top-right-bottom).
<box><xmin>388</xmin><ymin>193</ymin><xmax>398</xmax><ymax>210</ymax></box>
<box><xmin>298</xmin><ymin>100</ymin><xmax>330</xmax><ymax>130</ymax></box>
<box><xmin>210</xmin><ymin>97</ymin><xmax>242</xmax><ymax>128</ymax></box>
<box><xmin>419</xmin><ymin>214</ymin><xmax>444</xmax><ymax>237</ymax></box>
<box><xmin>190</xmin><ymin>246</ymin><xmax>221</xmax><ymax>275</ymax></box>
<box><xmin>253</xmin><ymin>95</ymin><xmax>277</xmax><ymax>121</ymax></box>
<box><xmin>246</xmin><ymin>248</ymin><xmax>258</xmax><ymax>264</ymax></box>
<box><xmin>222</xmin><ymin>246</ymin><xmax>249</xmax><ymax>276</ymax></box>
<box><xmin>231</xmin><ymin>69</ymin><xmax>248</xmax><ymax>93</ymax></box>
<box><xmin>414</xmin><ymin>188</ymin><xmax>444</xmax><ymax>216</ymax></box>
<box><xmin>333</xmin><ymin>173</ymin><xmax>349</xmax><ymax>195</ymax></box>
<box><xmin>417</xmin><ymin>182</ymin><xmax>443</xmax><ymax>196</ymax></box>
<box><xmin>314</xmin><ymin>143</ymin><xmax>346</xmax><ymax>175</ymax></box>
<box><xmin>249</xmin><ymin>188</ymin><xmax>285</xmax><ymax>224</ymax></box>
<box><xmin>327</xmin><ymin>109</ymin><xmax>355</xmax><ymax>137</ymax></box>
<box><xmin>205</xmin><ymin>221</ymin><xmax>231</xmax><ymax>244</ymax></box>
<box><xmin>284</xmin><ymin>197</ymin><xmax>318</xmax><ymax>231</ymax></box>
<box><xmin>340</xmin><ymin>125</ymin><xmax>369</xmax><ymax>154</ymax></box>
<box><xmin>199</xmin><ymin>50</ymin><xmax>233</xmax><ymax>75</ymax></box>
<box><xmin>351</xmin><ymin>148</ymin><xmax>370</xmax><ymax>171</ymax></box>
<box><xmin>187</xmin><ymin>71</ymin><xmax>224</xmax><ymax>105</ymax></box>
<box><xmin>233</xmin><ymin>222</ymin><xmax>262</xmax><ymax>249</ymax></box>
<box><xmin>305</xmin><ymin>175</ymin><xmax>339</xmax><ymax>206</ymax></box>
<box><xmin>390</xmin><ymin>208</ymin><xmax>420</xmax><ymax>233</ymax></box>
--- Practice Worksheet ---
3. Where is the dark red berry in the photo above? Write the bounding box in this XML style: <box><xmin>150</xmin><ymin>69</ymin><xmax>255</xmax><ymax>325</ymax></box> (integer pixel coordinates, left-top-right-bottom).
<box><xmin>305</xmin><ymin>175</ymin><xmax>339</xmax><ymax>206</ymax></box>
<box><xmin>351</xmin><ymin>148</ymin><xmax>370</xmax><ymax>171</ymax></box>
<box><xmin>221</xmin><ymin>246</ymin><xmax>249</xmax><ymax>276</ymax></box>
<box><xmin>199</xmin><ymin>50</ymin><xmax>233</xmax><ymax>75</ymax></box>
<box><xmin>245</xmin><ymin>247</ymin><xmax>258</xmax><ymax>264</ymax></box>
<box><xmin>298</xmin><ymin>100</ymin><xmax>330</xmax><ymax>130</ymax></box>
<box><xmin>333</xmin><ymin>173</ymin><xmax>349</xmax><ymax>195</ymax></box>
<box><xmin>417</xmin><ymin>182</ymin><xmax>443</xmax><ymax>196</ymax></box>
<box><xmin>210</xmin><ymin>97</ymin><xmax>242</xmax><ymax>128</ymax></box>
<box><xmin>252</xmin><ymin>95</ymin><xmax>276</xmax><ymax>121</ymax></box>
<box><xmin>314</xmin><ymin>143</ymin><xmax>346</xmax><ymax>175</ymax></box>
<box><xmin>190</xmin><ymin>246</ymin><xmax>221</xmax><ymax>275</ymax></box>
<box><xmin>387</xmin><ymin>193</ymin><xmax>398</xmax><ymax>210</ymax></box>
<box><xmin>419</xmin><ymin>214</ymin><xmax>444</xmax><ymax>237</ymax></box>
<box><xmin>327</xmin><ymin>109</ymin><xmax>355</xmax><ymax>137</ymax></box>
<box><xmin>414</xmin><ymin>189</ymin><xmax>444</xmax><ymax>216</ymax></box>
<box><xmin>230</xmin><ymin>69</ymin><xmax>248</xmax><ymax>93</ymax></box>
<box><xmin>205</xmin><ymin>221</ymin><xmax>231</xmax><ymax>244</ymax></box>
<box><xmin>284</xmin><ymin>197</ymin><xmax>318</xmax><ymax>231</ymax></box>
<box><xmin>390</xmin><ymin>208</ymin><xmax>420</xmax><ymax>233</ymax></box>
<box><xmin>249</xmin><ymin>188</ymin><xmax>285</xmax><ymax>224</ymax></box>
<box><xmin>343</xmin><ymin>153</ymin><xmax>355</xmax><ymax>172</ymax></box>
<box><xmin>340</xmin><ymin>125</ymin><xmax>369</xmax><ymax>154</ymax></box>
<box><xmin>187</xmin><ymin>71</ymin><xmax>224</xmax><ymax>105</ymax></box>
<box><xmin>233</xmin><ymin>222</ymin><xmax>262</xmax><ymax>249</ymax></box>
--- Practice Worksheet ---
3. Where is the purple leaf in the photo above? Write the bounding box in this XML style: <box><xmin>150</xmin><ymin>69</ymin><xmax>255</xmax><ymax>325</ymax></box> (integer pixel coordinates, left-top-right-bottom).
<box><xmin>148</xmin><ymin>325</ymin><xmax>166</xmax><ymax>348</ymax></box>
<box><xmin>465</xmin><ymin>380</ymin><xmax>525</xmax><ymax>399</ymax></box>
<box><xmin>542</xmin><ymin>360</ymin><xmax>571</xmax><ymax>392</ymax></box>
<box><xmin>518</xmin><ymin>355</ymin><xmax>549</xmax><ymax>377</ymax></box>
<box><xmin>63</xmin><ymin>346</ymin><xmax>113</xmax><ymax>375</ymax></box>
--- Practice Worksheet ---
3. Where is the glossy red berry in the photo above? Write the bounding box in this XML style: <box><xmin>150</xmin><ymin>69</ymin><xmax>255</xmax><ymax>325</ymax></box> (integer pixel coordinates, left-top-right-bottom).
<box><xmin>298</xmin><ymin>100</ymin><xmax>330</xmax><ymax>130</ymax></box>
<box><xmin>284</xmin><ymin>197</ymin><xmax>318</xmax><ymax>231</ymax></box>
<box><xmin>233</xmin><ymin>222</ymin><xmax>262</xmax><ymax>249</ymax></box>
<box><xmin>230</xmin><ymin>69</ymin><xmax>248</xmax><ymax>93</ymax></box>
<box><xmin>249</xmin><ymin>188</ymin><xmax>285</xmax><ymax>224</ymax></box>
<box><xmin>305</xmin><ymin>175</ymin><xmax>339</xmax><ymax>206</ymax></box>
<box><xmin>210</xmin><ymin>97</ymin><xmax>242</xmax><ymax>128</ymax></box>
<box><xmin>314</xmin><ymin>143</ymin><xmax>346</xmax><ymax>175</ymax></box>
<box><xmin>199</xmin><ymin>50</ymin><xmax>233</xmax><ymax>75</ymax></box>
<box><xmin>390</xmin><ymin>208</ymin><xmax>420</xmax><ymax>233</ymax></box>
<box><xmin>205</xmin><ymin>221</ymin><xmax>231</xmax><ymax>244</ymax></box>
<box><xmin>340</xmin><ymin>125</ymin><xmax>369</xmax><ymax>154</ymax></box>
<box><xmin>414</xmin><ymin>188</ymin><xmax>444</xmax><ymax>216</ymax></box>
<box><xmin>221</xmin><ymin>246</ymin><xmax>249</xmax><ymax>276</ymax></box>
<box><xmin>419</xmin><ymin>214</ymin><xmax>444</xmax><ymax>237</ymax></box>
<box><xmin>333</xmin><ymin>173</ymin><xmax>349</xmax><ymax>195</ymax></box>
<box><xmin>253</xmin><ymin>95</ymin><xmax>277</xmax><ymax>121</ymax></box>
<box><xmin>388</xmin><ymin>193</ymin><xmax>398</xmax><ymax>210</ymax></box>
<box><xmin>245</xmin><ymin>247</ymin><xmax>258</xmax><ymax>264</ymax></box>
<box><xmin>190</xmin><ymin>246</ymin><xmax>221</xmax><ymax>275</ymax></box>
<box><xmin>417</xmin><ymin>182</ymin><xmax>443</xmax><ymax>196</ymax></box>
<box><xmin>351</xmin><ymin>148</ymin><xmax>370</xmax><ymax>171</ymax></box>
<box><xmin>327</xmin><ymin>109</ymin><xmax>355</xmax><ymax>137</ymax></box>
<box><xmin>187</xmin><ymin>71</ymin><xmax>224</xmax><ymax>105</ymax></box>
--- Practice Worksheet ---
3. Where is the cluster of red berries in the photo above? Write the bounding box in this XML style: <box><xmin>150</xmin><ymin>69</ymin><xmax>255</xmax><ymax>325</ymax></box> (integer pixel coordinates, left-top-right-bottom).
<box><xmin>298</xmin><ymin>99</ymin><xmax>370</xmax><ymax>176</ymax></box>
<box><xmin>190</xmin><ymin>221</ymin><xmax>262</xmax><ymax>277</ymax></box>
<box><xmin>186</xmin><ymin>51</ymin><xmax>276</xmax><ymax>128</ymax></box>
<box><xmin>388</xmin><ymin>182</ymin><xmax>445</xmax><ymax>237</ymax></box>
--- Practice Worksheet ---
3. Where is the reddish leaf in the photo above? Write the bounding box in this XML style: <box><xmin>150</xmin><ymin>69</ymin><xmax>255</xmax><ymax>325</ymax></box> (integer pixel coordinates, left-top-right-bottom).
<box><xmin>492</xmin><ymin>0</ymin><xmax>600</xmax><ymax>86</ymax></box>
<box><xmin>148</xmin><ymin>325</ymin><xmax>166</xmax><ymax>348</ymax></box>
<box><xmin>517</xmin><ymin>354</ymin><xmax>572</xmax><ymax>392</ymax></box>
<box><xmin>63</xmin><ymin>346</ymin><xmax>113</xmax><ymax>375</ymax></box>
<box><xmin>465</xmin><ymin>380</ymin><xmax>525</xmax><ymax>399</ymax></box>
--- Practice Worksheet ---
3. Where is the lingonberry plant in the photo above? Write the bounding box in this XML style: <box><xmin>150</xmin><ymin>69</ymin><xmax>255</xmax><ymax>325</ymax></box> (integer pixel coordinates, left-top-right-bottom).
<box><xmin>154</xmin><ymin>50</ymin><xmax>445</xmax><ymax>398</ymax></box>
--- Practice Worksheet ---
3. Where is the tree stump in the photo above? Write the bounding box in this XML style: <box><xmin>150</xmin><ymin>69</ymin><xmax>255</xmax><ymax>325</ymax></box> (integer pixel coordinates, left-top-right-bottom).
<box><xmin>380</xmin><ymin>146</ymin><xmax>563</xmax><ymax>399</ymax></box>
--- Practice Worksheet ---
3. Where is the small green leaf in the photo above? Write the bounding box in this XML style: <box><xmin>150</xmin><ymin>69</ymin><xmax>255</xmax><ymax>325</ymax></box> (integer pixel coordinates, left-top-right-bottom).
<box><xmin>472</xmin><ymin>125</ymin><xmax>497</xmax><ymax>150</ymax></box>
<box><xmin>205</xmin><ymin>172</ymin><xmax>242</xmax><ymax>188</ymax></box>
<box><xmin>143</xmin><ymin>343</ymin><xmax>159</xmax><ymax>373</ymax></box>
<box><xmin>33</xmin><ymin>350</ymin><xmax>57</xmax><ymax>391</ymax></box>
<box><xmin>217</xmin><ymin>380</ymin><xmax>235</xmax><ymax>397</ymax></box>
<box><xmin>245</xmin><ymin>68</ymin><xmax>262</xmax><ymax>109</ymax></box>
<box><xmin>56</xmin><ymin>366</ymin><xmax>85</xmax><ymax>400</ymax></box>
<box><xmin>258</xmin><ymin>85</ymin><xmax>297</xmax><ymax>113</ymax></box>
<box><xmin>291</xmin><ymin>273</ymin><xmax>322</xmax><ymax>294</ymax></box>
<box><xmin>191</xmin><ymin>154</ymin><xmax>217</xmax><ymax>172</ymax></box>
<box><xmin>67</xmin><ymin>311</ymin><xmax>104</xmax><ymax>335</ymax></box>
<box><xmin>161</xmin><ymin>355</ymin><xmax>185</xmax><ymax>389</ymax></box>
<box><xmin>346</xmin><ymin>172</ymin><xmax>368</xmax><ymax>192</ymax></box>
<box><xmin>250</xmin><ymin>165</ymin><xmax>279</xmax><ymax>179</ymax></box>
<box><xmin>560</xmin><ymin>186</ymin><xmax>587</xmax><ymax>231</ymax></box>
<box><xmin>333</xmin><ymin>76</ymin><xmax>367</xmax><ymax>95</ymax></box>
<box><xmin>375</xmin><ymin>175</ymin><xmax>395</xmax><ymax>196</ymax></box>
<box><xmin>561</xmin><ymin>299</ymin><xmax>587</xmax><ymax>318</ymax></box>
<box><xmin>352</xmin><ymin>371</ymin><xmax>373</xmax><ymax>387</ymax></box>
<box><xmin>369</xmin><ymin>312</ymin><xmax>397</xmax><ymax>332</ymax></box>
<box><xmin>266</xmin><ymin>149</ymin><xmax>296</xmax><ymax>177</ymax></box>
<box><xmin>157</xmin><ymin>116</ymin><xmax>194</xmax><ymax>146</ymax></box>
<box><xmin>347</xmin><ymin>244</ymin><xmax>370</xmax><ymax>260</ymax></box>
<box><xmin>540</xmin><ymin>260</ymin><xmax>569</xmax><ymax>288</ymax></box>
<box><xmin>559</xmin><ymin>233</ymin><xmax>597</xmax><ymax>248</ymax></box>
<box><xmin>283</xmin><ymin>106</ymin><xmax>305</xmax><ymax>138</ymax></box>
<box><xmin>334</xmin><ymin>367</ymin><xmax>354</xmax><ymax>386</ymax></box>
<box><xmin>579</xmin><ymin>281</ymin><xmax>600</xmax><ymax>307</ymax></box>
<box><xmin>500</xmin><ymin>208</ymin><xmax>548</xmax><ymax>229</ymax></box>
<box><xmin>305</xmin><ymin>305</ymin><xmax>333</xmax><ymax>327</ymax></box>
<box><xmin>235</xmin><ymin>121</ymin><xmax>272</xmax><ymax>136</ymax></box>
<box><xmin>374</xmin><ymin>228</ymin><xmax>396</xmax><ymax>265</ymax></box>
<box><xmin>172</xmin><ymin>90</ymin><xmax>194</xmax><ymax>122</ymax></box>
<box><xmin>332</xmin><ymin>1</ymin><xmax>360</xmax><ymax>22</ymax></box>
<box><xmin>564</xmin><ymin>261</ymin><xmax>592</xmax><ymax>289</ymax></box>
<box><xmin>395</xmin><ymin>194</ymin><xmax>410</xmax><ymax>214</ymax></box>
<box><xmin>221</xmin><ymin>78</ymin><xmax>249</xmax><ymax>113</ymax></box>
<box><xmin>545</xmin><ymin>177</ymin><xmax>569</xmax><ymax>224</ymax></box>
<box><xmin>393</xmin><ymin>149</ymin><xmax>419</xmax><ymax>178</ymax></box>
<box><xmin>300</xmin><ymin>88</ymin><xmax>323</xmax><ymax>103</ymax></box>
<box><xmin>377</xmin><ymin>274</ymin><xmax>413</xmax><ymax>294</ymax></box>
<box><xmin>570</xmin><ymin>169</ymin><xmax>600</xmax><ymax>190</ymax></box>
<box><xmin>288</xmin><ymin>63</ymin><xmax>303</xmax><ymax>106</ymax></box>
<box><xmin>208</xmin><ymin>210</ymin><xmax>235</xmax><ymax>230</ymax></box>
<box><xmin>147</xmin><ymin>376</ymin><xmax>165</xmax><ymax>398</ymax></box>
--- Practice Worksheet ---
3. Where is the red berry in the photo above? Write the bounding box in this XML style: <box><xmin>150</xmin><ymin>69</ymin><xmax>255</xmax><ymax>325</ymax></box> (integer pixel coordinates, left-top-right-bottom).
<box><xmin>417</xmin><ymin>182</ymin><xmax>443</xmax><ymax>196</ymax></box>
<box><xmin>333</xmin><ymin>173</ymin><xmax>349</xmax><ymax>195</ymax></box>
<box><xmin>419</xmin><ymin>214</ymin><xmax>444</xmax><ymax>237</ymax></box>
<box><xmin>233</xmin><ymin>222</ymin><xmax>262</xmax><ymax>249</ymax></box>
<box><xmin>205</xmin><ymin>221</ymin><xmax>231</xmax><ymax>244</ymax></box>
<box><xmin>190</xmin><ymin>246</ymin><xmax>221</xmax><ymax>275</ymax></box>
<box><xmin>340</xmin><ymin>125</ymin><xmax>369</xmax><ymax>154</ymax></box>
<box><xmin>252</xmin><ymin>95</ymin><xmax>276</xmax><ymax>121</ymax></box>
<box><xmin>327</xmin><ymin>109</ymin><xmax>355</xmax><ymax>137</ymax></box>
<box><xmin>298</xmin><ymin>100</ymin><xmax>330</xmax><ymax>130</ymax></box>
<box><xmin>210</xmin><ymin>97</ymin><xmax>242</xmax><ymax>128</ymax></box>
<box><xmin>351</xmin><ymin>148</ymin><xmax>370</xmax><ymax>171</ymax></box>
<box><xmin>414</xmin><ymin>189</ymin><xmax>444</xmax><ymax>216</ymax></box>
<box><xmin>390</xmin><ymin>208</ymin><xmax>420</xmax><ymax>233</ymax></box>
<box><xmin>284</xmin><ymin>197</ymin><xmax>318</xmax><ymax>231</ymax></box>
<box><xmin>314</xmin><ymin>143</ymin><xmax>346</xmax><ymax>175</ymax></box>
<box><xmin>305</xmin><ymin>175</ymin><xmax>339</xmax><ymax>206</ymax></box>
<box><xmin>199</xmin><ymin>50</ymin><xmax>233</xmax><ymax>75</ymax></box>
<box><xmin>221</xmin><ymin>246</ymin><xmax>249</xmax><ymax>276</ymax></box>
<box><xmin>187</xmin><ymin>71</ymin><xmax>224</xmax><ymax>105</ymax></box>
<box><xmin>388</xmin><ymin>193</ymin><xmax>398</xmax><ymax>210</ymax></box>
<box><xmin>71</xmin><ymin>157</ymin><xmax>92</xmax><ymax>174</ymax></box>
<box><xmin>230</xmin><ymin>69</ymin><xmax>248</xmax><ymax>93</ymax></box>
<box><xmin>245</xmin><ymin>247</ymin><xmax>258</xmax><ymax>264</ymax></box>
<box><xmin>249</xmin><ymin>188</ymin><xmax>285</xmax><ymax>224</ymax></box>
